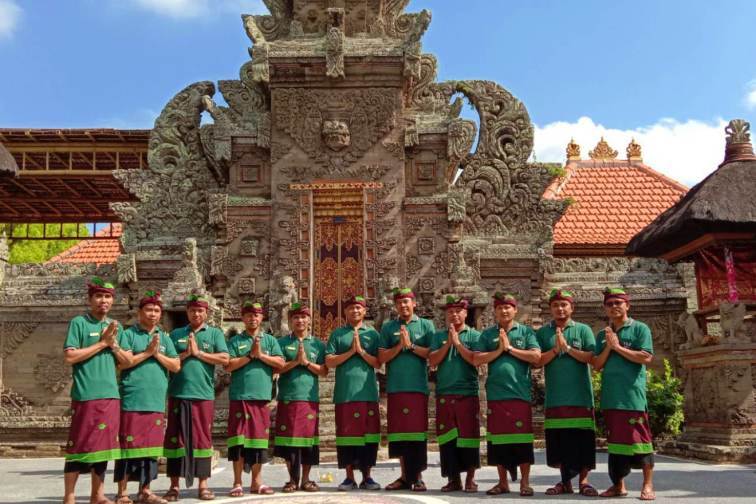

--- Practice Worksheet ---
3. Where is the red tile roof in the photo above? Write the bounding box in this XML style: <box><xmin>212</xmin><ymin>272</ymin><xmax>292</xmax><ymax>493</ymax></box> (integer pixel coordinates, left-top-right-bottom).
<box><xmin>544</xmin><ymin>159</ymin><xmax>687</xmax><ymax>253</ymax></box>
<box><xmin>46</xmin><ymin>224</ymin><xmax>122</xmax><ymax>265</ymax></box>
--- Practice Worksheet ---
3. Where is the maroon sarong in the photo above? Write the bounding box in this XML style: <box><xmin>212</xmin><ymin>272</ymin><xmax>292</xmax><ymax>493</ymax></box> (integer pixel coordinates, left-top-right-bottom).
<box><xmin>436</xmin><ymin>395</ymin><xmax>480</xmax><ymax>448</ymax></box>
<box><xmin>335</xmin><ymin>401</ymin><xmax>380</xmax><ymax>446</ymax></box>
<box><xmin>227</xmin><ymin>400</ymin><xmax>272</xmax><ymax>450</ymax></box>
<box><xmin>120</xmin><ymin>411</ymin><xmax>165</xmax><ymax>459</ymax></box>
<box><xmin>164</xmin><ymin>398</ymin><xmax>214</xmax><ymax>459</ymax></box>
<box><xmin>486</xmin><ymin>399</ymin><xmax>533</xmax><ymax>445</ymax></box>
<box><xmin>387</xmin><ymin>392</ymin><xmax>428</xmax><ymax>443</ymax></box>
<box><xmin>274</xmin><ymin>401</ymin><xmax>319</xmax><ymax>448</ymax></box>
<box><xmin>605</xmin><ymin>410</ymin><xmax>653</xmax><ymax>456</ymax></box>
<box><xmin>66</xmin><ymin>399</ymin><xmax>121</xmax><ymax>463</ymax></box>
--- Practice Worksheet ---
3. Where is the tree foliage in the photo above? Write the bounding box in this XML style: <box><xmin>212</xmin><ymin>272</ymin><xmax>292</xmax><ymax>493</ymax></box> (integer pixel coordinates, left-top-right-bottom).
<box><xmin>2</xmin><ymin>224</ymin><xmax>89</xmax><ymax>264</ymax></box>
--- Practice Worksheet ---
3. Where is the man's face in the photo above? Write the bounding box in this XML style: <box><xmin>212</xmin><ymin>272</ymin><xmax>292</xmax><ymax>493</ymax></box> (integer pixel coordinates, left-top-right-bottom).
<box><xmin>290</xmin><ymin>313</ymin><xmax>310</xmax><ymax>333</ymax></box>
<box><xmin>139</xmin><ymin>304</ymin><xmax>162</xmax><ymax>327</ymax></box>
<box><xmin>395</xmin><ymin>297</ymin><xmax>416</xmax><ymax>320</ymax></box>
<box><xmin>89</xmin><ymin>292</ymin><xmax>113</xmax><ymax>314</ymax></box>
<box><xmin>494</xmin><ymin>303</ymin><xmax>517</xmax><ymax>325</ymax></box>
<box><xmin>445</xmin><ymin>307</ymin><xmax>467</xmax><ymax>327</ymax></box>
<box><xmin>603</xmin><ymin>298</ymin><xmax>629</xmax><ymax>320</ymax></box>
<box><xmin>550</xmin><ymin>300</ymin><xmax>573</xmax><ymax>321</ymax></box>
<box><xmin>242</xmin><ymin>312</ymin><xmax>264</xmax><ymax>331</ymax></box>
<box><xmin>345</xmin><ymin>303</ymin><xmax>366</xmax><ymax>324</ymax></box>
<box><xmin>187</xmin><ymin>306</ymin><xmax>208</xmax><ymax>327</ymax></box>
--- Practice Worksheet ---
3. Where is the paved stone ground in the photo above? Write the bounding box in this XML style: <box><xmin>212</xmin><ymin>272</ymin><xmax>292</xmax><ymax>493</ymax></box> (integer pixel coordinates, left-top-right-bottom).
<box><xmin>1</xmin><ymin>451</ymin><xmax>754</xmax><ymax>503</ymax></box>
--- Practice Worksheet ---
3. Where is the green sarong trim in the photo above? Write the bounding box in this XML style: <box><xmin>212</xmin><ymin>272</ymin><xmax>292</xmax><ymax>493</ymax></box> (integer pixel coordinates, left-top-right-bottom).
<box><xmin>65</xmin><ymin>448</ymin><xmax>121</xmax><ymax>463</ymax></box>
<box><xmin>607</xmin><ymin>442</ymin><xmax>654</xmax><ymax>456</ymax></box>
<box><xmin>486</xmin><ymin>433</ymin><xmax>535</xmax><ymax>444</ymax></box>
<box><xmin>544</xmin><ymin>417</ymin><xmax>595</xmax><ymax>430</ymax></box>
<box><xmin>456</xmin><ymin>437</ymin><xmax>481</xmax><ymax>448</ymax></box>
<box><xmin>120</xmin><ymin>447</ymin><xmax>163</xmax><ymax>459</ymax></box>
<box><xmin>193</xmin><ymin>448</ymin><xmax>215</xmax><ymax>458</ymax></box>
<box><xmin>364</xmin><ymin>433</ymin><xmax>381</xmax><ymax>444</ymax></box>
<box><xmin>274</xmin><ymin>436</ymin><xmax>320</xmax><ymax>447</ymax></box>
<box><xmin>387</xmin><ymin>432</ymin><xmax>427</xmax><ymax>442</ymax></box>
<box><xmin>437</xmin><ymin>427</ymin><xmax>459</xmax><ymax>446</ymax></box>
<box><xmin>163</xmin><ymin>448</ymin><xmax>185</xmax><ymax>459</ymax></box>
<box><xmin>335</xmin><ymin>436</ymin><xmax>365</xmax><ymax>447</ymax></box>
<box><xmin>227</xmin><ymin>435</ymin><xmax>268</xmax><ymax>449</ymax></box>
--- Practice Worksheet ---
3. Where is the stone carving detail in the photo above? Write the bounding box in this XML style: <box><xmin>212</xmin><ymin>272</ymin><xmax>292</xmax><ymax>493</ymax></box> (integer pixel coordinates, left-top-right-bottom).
<box><xmin>322</xmin><ymin>120</ymin><xmax>351</xmax><ymax>152</ymax></box>
<box><xmin>725</xmin><ymin>119</ymin><xmax>750</xmax><ymax>144</ymax></box>
<box><xmin>237</xmin><ymin>277</ymin><xmax>256</xmax><ymax>295</ymax></box>
<box><xmin>588</xmin><ymin>137</ymin><xmax>618</xmax><ymax>160</ymax></box>
<box><xmin>447</xmin><ymin>187</ymin><xmax>469</xmax><ymax>224</ymax></box>
<box><xmin>626</xmin><ymin>138</ymin><xmax>642</xmax><ymax>160</ymax></box>
<box><xmin>720</xmin><ymin>302</ymin><xmax>749</xmax><ymax>342</ymax></box>
<box><xmin>447</xmin><ymin>118</ymin><xmax>476</xmax><ymax>168</ymax></box>
<box><xmin>325</xmin><ymin>8</ymin><xmax>346</xmax><ymax>79</ymax></box>
<box><xmin>34</xmin><ymin>352</ymin><xmax>70</xmax><ymax>393</ymax></box>
<box><xmin>208</xmin><ymin>193</ymin><xmax>229</xmax><ymax>226</ymax></box>
<box><xmin>269</xmin><ymin>275</ymin><xmax>297</xmax><ymax>336</ymax></box>
<box><xmin>116</xmin><ymin>254</ymin><xmax>137</xmax><ymax>284</ymax></box>
<box><xmin>0</xmin><ymin>389</ymin><xmax>33</xmax><ymax>417</ymax></box>
<box><xmin>272</xmin><ymin>88</ymin><xmax>398</xmax><ymax>171</ymax></box>
<box><xmin>0</xmin><ymin>322</ymin><xmax>40</xmax><ymax>359</ymax></box>
<box><xmin>164</xmin><ymin>239</ymin><xmax>209</xmax><ymax>309</ymax></box>
<box><xmin>417</xmin><ymin>237</ymin><xmax>435</xmax><ymax>256</ymax></box>
<box><xmin>240</xmin><ymin>237</ymin><xmax>260</xmax><ymax>257</ymax></box>
<box><xmin>374</xmin><ymin>275</ymin><xmax>400</xmax><ymax>331</ymax></box>
<box><xmin>566</xmin><ymin>138</ymin><xmax>581</xmax><ymax>160</ymax></box>
<box><xmin>113</xmin><ymin>81</ymin><xmax>219</xmax><ymax>248</ymax></box>
<box><xmin>677</xmin><ymin>312</ymin><xmax>704</xmax><ymax>349</ymax></box>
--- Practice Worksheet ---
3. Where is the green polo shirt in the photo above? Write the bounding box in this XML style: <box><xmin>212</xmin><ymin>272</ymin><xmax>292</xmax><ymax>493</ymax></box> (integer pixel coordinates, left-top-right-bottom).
<box><xmin>227</xmin><ymin>331</ymin><xmax>282</xmax><ymax>401</ymax></box>
<box><xmin>64</xmin><ymin>313</ymin><xmax>128</xmax><ymax>402</ymax></box>
<box><xmin>536</xmin><ymin>320</ymin><xmax>596</xmax><ymax>409</ymax></box>
<box><xmin>326</xmin><ymin>324</ymin><xmax>381</xmax><ymax>404</ymax></box>
<box><xmin>277</xmin><ymin>334</ymin><xmax>326</xmax><ymax>403</ymax></box>
<box><xmin>120</xmin><ymin>325</ymin><xmax>178</xmax><ymax>412</ymax></box>
<box><xmin>430</xmin><ymin>326</ymin><xmax>481</xmax><ymax>397</ymax></box>
<box><xmin>595</xmin><ymin>318</ymin><xmax>654</xmax><ymax>411</ymax></box>
<box><xmin>168</xmin><ymin>324</ymin><xmax>229</xmax><ymax>401</ymax></box>
<box><xmin>380</xmin><ymin>315</ymin><xmax>435</xmax><ymax>395</ymax></box>
<box><xmin>479</xmin><ymin>323</ymin><xmax>540</xmax><ymax>402</ymax></box>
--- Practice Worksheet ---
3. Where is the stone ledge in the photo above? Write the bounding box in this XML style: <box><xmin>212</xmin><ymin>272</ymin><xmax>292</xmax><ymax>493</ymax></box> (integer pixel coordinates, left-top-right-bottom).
<box><xmin>657</xmin><ymin>439</ymin><xmax>756</xmax><ymax>464</ymax></box>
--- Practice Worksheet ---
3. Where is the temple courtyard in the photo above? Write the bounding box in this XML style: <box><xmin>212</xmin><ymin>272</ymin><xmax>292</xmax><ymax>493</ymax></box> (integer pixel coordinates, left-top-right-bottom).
<box><xmin>1</xmin><ymin>451</ymin><xmax>753</xmax><ymax>503</ymax></box>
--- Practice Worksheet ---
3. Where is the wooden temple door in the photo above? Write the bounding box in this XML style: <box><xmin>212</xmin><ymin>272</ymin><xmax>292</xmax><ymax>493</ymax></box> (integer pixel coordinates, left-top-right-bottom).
<box><xmin>310</xmin><ymin>185</ymin><xmax>367</xmax><ymax>339</ymax></box>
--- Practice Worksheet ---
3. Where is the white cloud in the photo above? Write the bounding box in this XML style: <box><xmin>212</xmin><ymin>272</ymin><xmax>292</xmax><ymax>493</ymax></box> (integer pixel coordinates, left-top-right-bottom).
<box><xmin>129</xmin><ymin>0</ymin><xmax>264</xmax><ymax>19</ymax></box>
<box><xmin>0</xmin><ymin>0</ymin><xmax>21</xmax><ymax>39</ymax></box>
<box><xmin>745</xmin><ymin>80</ymin><xmax>756</xmax><ymax>110</ymax></box>
<box><xmin>533</xmin><ymin>116</ymin><xmax>728</xmax><ymax>187</ymax></box>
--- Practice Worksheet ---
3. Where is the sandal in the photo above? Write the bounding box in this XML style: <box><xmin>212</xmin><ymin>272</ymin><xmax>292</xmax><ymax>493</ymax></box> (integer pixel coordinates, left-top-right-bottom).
<box><xmin>546</xmin><ymin>482</ymin><xmax>574</xmax><ymax>495</ymax></box>
<box><xmin>640</xmin><ymin>489</ymin><xmax>656</xmax><ymax>501</ymax></box>
<box><xmin>520</xmin><ymin>486</ymin><xmax>534</xmax><ymax>497</ymax></box>
<box><xmin>136</xmin><ymin>493</ymin><xmax>167</xmax><ymax>504</ymax></box>
<box><xmin>464</xmin><ymin>481</ymin><xmax>478</xmax><ymax>493</ymax></box>
<box><xmin>441</xmin><ymin>479</ymin><xmax>463</xmax><ymax>492</ymax></box>
<box><xmin>228</xmin><ymin>485</ymin><xmax>244</xmax><ymax>498</ymax></box>
<box><xmin>599</xmin><ymin>486</ymin><xmax>628</xmax><ymax>498</ymax></box>
<box><xmin>198</xmin><ymin>489</ymin><xmax>215</xmax><ymax>501</ymax></box>
<box><xmin>486</xmin><ymin>483</ymin><xmax>510</xmax><ymax>495</ymax></box>
<box><xmin>301</xmin><ymin>480</ymin><xmax>320</xmax><ymax>492</ymax></box>
<box><xmin>115</xmin><ymin>495</ymin><xmax>133</xmax><ymax>504</ymax></box>
<box><xmin>162</xmin><ymin>489</ymin><xmax>180</xmax><ymax>503</ymax></box>
<box><xmin>385</xmin><ymin>478</ymin><xmax>410</xmax><ymax>491</ymax></box>
<box><xmin>282</xmin><ymin>481</ymin><xmax>298</xmax><ymax>493</ymax></box>
<box><xmin>251</xmin><ymin>485</ymin><xmax>275</xmax><ymax>495</ymax></box>
<box><xmin>579</xmin><ymin>483</ymin><xmax>599</xmax><ymax>497</ymax></box>
<box><xmin>411</xmin><ymin>480</ymin><xmax>427</xmax><ymax>492</ymax></box>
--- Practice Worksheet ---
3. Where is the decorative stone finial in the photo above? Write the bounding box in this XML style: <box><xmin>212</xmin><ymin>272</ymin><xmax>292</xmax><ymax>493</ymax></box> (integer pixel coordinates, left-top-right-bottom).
<box><xmin>626</xmin><ymin>138</ymin><xmax>642</xmax><ymax>161</ymax></box>
<box><xmin>721</xmin><ymin>119</ymin><xmax>756</xmax><ymax>166</ymax></box>
<box><xmin>588</xmin><ymin>137</ymin><xmax>618</xmax><ymax>160</ymax></box>
<box><xmin>566</xmin><ymin>138</ymin><xmax>581</xmax><ymax>160</ymax></box>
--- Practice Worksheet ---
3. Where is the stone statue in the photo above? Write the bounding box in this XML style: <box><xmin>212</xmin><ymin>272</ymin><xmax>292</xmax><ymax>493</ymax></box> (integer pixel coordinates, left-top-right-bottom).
<box><xmin>322</xmin><ymin>119</ymin><xmax>351</xmax><ymax>151</ymax></box>
<box><xmin>270</xmin><ymin>275</ymin><xmax>297</xmax><ymax>336</ymax></box>
<box><xmin>375</xmin><ymin>275</ymin><xmax>399</xmax><ymax>331</ymax></box>
<box><xmin>677</xmin><ymin>312</ymin><xmax>704</xmax><ymax>350</ymax></box>
<box><xmin>720</xmin><ymin>301</ymin><xmax>748</xmax><ymax>342</ymax></box>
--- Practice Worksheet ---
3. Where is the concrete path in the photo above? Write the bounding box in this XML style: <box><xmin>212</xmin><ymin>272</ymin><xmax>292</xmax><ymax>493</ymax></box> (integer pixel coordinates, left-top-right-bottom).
<box><xmin>1</xmin><ymin>451</ymin><xmax>754</xmax><ymax>503</ymax></box>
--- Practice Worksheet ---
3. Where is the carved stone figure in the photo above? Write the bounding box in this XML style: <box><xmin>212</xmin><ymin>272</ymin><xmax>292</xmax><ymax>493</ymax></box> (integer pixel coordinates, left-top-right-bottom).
<box><xmin>677</xmin><ymin>312</ymin><xmax>704</xmax><ymax>349</ymax></box>
<box><xmin>269</xmin><ymin>275</ymin><xmax>297</xmax><ymax>336</ymax></box>
<box><xmin>720</xmin><ymin>301</ymin><xmax>749</xmax><ymax>342</ymax></box>
<box><xmin>322</xmin><ymin>119</ymin><xmax>351</xmax><ymax>151</ymax></box>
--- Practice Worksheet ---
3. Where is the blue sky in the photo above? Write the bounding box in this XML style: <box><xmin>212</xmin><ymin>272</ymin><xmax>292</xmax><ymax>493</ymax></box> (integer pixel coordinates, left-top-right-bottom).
<box><xmin>1</xmin><ymin>0</ymin><xmax>755</xmax><ymax>185</ymax></box>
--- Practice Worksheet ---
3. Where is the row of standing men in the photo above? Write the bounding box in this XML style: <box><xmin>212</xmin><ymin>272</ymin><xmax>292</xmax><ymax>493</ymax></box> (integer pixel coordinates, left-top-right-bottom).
<box><xmin>62</xmin><ymin>279</ymin><xmax>657</xmax><ymax>503</ymax></box>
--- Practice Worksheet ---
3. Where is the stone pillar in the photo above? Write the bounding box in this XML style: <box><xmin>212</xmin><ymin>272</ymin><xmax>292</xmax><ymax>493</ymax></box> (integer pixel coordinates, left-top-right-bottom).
<box><xmin>661</xmin><ymin>343</ymin><xmax>756</xmax><ymax>463</ymax></box>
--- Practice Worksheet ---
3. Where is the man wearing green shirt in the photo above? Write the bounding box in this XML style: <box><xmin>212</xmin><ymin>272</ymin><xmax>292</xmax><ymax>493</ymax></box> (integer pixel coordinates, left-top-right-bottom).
<box><xmin>428</xmin><ymin>295</ymin><xmax>481</xmax><ymax>493</ymax></box>
<box><xmin>536</xmin><ymin>289</ymin><xmax>598</xmax><ymax>497</ymax></box>
<box><xmin>63</xmin><ymin>277</ymin><xmax>132</xmax><ymax>504</ymax></box>
<box><xmin>325</xmin><ymin>295</ymin><xmax>382</xmax><ymax>492</ymax></box>
<box><xmin>593</xmin><ymin>288</ymin><xmax>655</xmax><ymax>501</ymax></box>
<box><xmin>163</xmin><ymin>294</ymin><xmax>229</xmax><ymax>502</ymax></box>
<box><xmin>474</xmin><ymin>293</ymin><xmax>540</xmax><ymax>497</ymax></box>
<box><xmin>378</xmin><ymin>287</ymin><xmax>435</xmax><ymax>492</ymax></box>
<box><xmin>224</xmin><ymin>300</ymin><xmax>284</xmax><ymax>497</ymax></box>
<box><xmin>115</xmin><ymin>290</ymin><xmax>180</xmax><ymax>504</ymax></box>
<box><xmin>274</xmin><ymin>303</ymin><xmax>328</xmax><ymax>493</ymax></box>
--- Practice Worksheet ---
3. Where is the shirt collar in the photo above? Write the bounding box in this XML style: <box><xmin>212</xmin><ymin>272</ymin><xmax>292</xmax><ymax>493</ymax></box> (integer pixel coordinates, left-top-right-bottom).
<box><xmin>399</xmin><ymin>314</ymin><xmax>420</xmax><ymax>324</ymax></box>
<box><xmin>187</xmin><ymin>323</ymin><xmax>207</xmax><ymax>333</ymax></box>
<box><xmin>612</xmin><ymin>317</ymin><xmax>634</xmax><ymax>330</ymax></box>
<box><xmin>498</xmin><ymin>321</ymin><xmax>519</xmax><ymax>332</ymax></box>
<box><xmin>549</xmin><ymin>319</ymin><xmax>575</xmax><ymax>328</ymax></box>
<box><xmin>85</xmin><ymin>312</ymin><xmax>110</xmax><ymax>324</ymax></box>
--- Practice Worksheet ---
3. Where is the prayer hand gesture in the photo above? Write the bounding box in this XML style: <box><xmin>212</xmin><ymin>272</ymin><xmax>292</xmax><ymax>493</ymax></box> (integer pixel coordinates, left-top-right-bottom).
<box><xmin>148</xmin><ymin>332</ymin><xmax>160</xmax><ymax>356</ymax></box>
<box><xmin>399</xmin><ymin>325</ymin><xmax>411</xmax><ymax>349</ymax></box>
<box><xmin>449</xmin><ymin>324</ymin><xmax>461</xmax><ymax>348</ymax></box>
<box><xmin>188</xmin><ymin>332</ymin><xmax>199</xmax><ymax>356</ymax></box>
<box><xmin>605</xmin><ymin>327</ymin><xmax>619</xmax><ymax>350</ymax></box>
<box><xmin>499</xmin><ymin>327</ymin><xmax>510</xmax><ymax>351</ymax></box>
<box><xmin>352</xmin><ymin>328</ymin><xmax>363</xmax><ymax>354</ymax></box>
<box><xmin>297</xmin><ymin>342</ymin><xmax>309</xmax><ymax>366</ymax></box>
<box><xmin>556</xmin><ymin>327</ymin><xmax>568</xmax><ymax>352</ymax></box>
<box><xmin>101</xmin><ymin>321</ymin><xmax>118</xmax><ymax>348</ymax></box>
<box><xmin>251</xmin><ymin>336</ymin><xmax>262</xmax><ymax>359</ymax></box>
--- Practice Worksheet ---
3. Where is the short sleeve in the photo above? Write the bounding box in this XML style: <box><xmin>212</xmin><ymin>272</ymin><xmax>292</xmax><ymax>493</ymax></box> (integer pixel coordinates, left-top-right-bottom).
<box><xmin>430</xmin><ymin>330</ymin><xmax>445</xmax><ymax>351</ymax></box>
<box><xmin>162</xmin><ymin>333</ymin><xmax>178</xmax><ymax>357</ymax></box>
<box><xmin>525</xmin><ymin>328</ymin><xmax>540</xmax><ymax>350</ymax></box>
<box><xmin>367</xmin><ymin>329</ymin><xmax>381</xmax><ymax>355</ymax></box>
<box><xmin>325</xmin><ymin>331</ymin><xmax>338</xmax><ymax>355</ymax></box>
<box><xmin>316</xmin><ymin>341</ymin><xmax>326</xmax><ymax>364</ymax></box>
<box><xmin>581</xmin><ymin>325</ymin><xmax>596</xmax><ymax>352</ymax></box>
<box><xmin>636</xmin><ymin>324</ymin><xmax>654</xmax><ymax>354</ymax></box>
<box><xmin>594</xmin><ymin>330</ymin><xmax>606</xmax><ymax>355</ymax></box>
<box><xmin>267</xmin><ymin>335</ymin><xmax>283</xmax><ymax>357</ymax></box>
<box><xmin>63</xmin><ymin>318</ymin><xmax>83</xmax><ymax>350</ymax></box>
<box><xmin>117</xmin><ymin>324</ymin><xmax>131</xmax><ymax>351</ymax></box>
<box><xmin>418</xmin><ymin>320</ymin><xmax>435</xmax><ymax>347</ymax></box>
<box><xmin>213</xmin><ymin>329</ymin><xmax>229</xmax><ymax>354</ymax></box>
<box><xmin>379</xmin><ymin>324</ymin><xmax>396</xmax><ymax>349</ymax></box>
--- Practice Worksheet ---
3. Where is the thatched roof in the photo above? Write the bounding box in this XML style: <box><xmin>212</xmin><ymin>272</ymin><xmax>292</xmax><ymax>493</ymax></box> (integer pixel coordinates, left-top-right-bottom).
<box><xmin>0</xmin><ymin>142</ymin><xmax>17</xmax><ymax>176</ymax></box>
<box><xmin>626</xmin><ymin>119</ymin><xmax>756</xmax><ymax>259</ymax></box>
